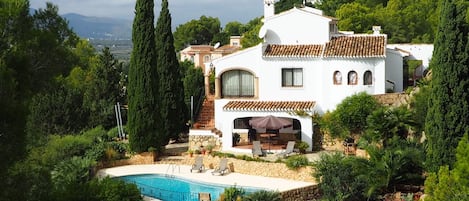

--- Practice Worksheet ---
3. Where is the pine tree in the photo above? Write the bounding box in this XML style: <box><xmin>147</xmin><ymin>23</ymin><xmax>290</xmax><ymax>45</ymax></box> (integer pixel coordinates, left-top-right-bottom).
<box><xmin>425</xmin><ymin>0</ymin><xmax>469</xmax><ymax>172</ymax></box>
<box><xmin>155</xmin><ymin>0</ymin><xmax>188</xmax><ymax>143</ymax></box>
<box><xmin>128</xmin><ymin>0</ymin><xmax>161</xmax><ymax>153</ymax></box>
<box><xmin>85</xmin><ymin>47</ymin><xmax>123</xmax><ymax>129</ymax></box>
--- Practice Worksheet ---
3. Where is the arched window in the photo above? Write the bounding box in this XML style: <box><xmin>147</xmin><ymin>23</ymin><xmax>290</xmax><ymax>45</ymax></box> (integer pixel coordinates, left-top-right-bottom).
<box><xmin>221</xmin><ymin>70</ymin><xmax>254</xmax><ymax>97</ymax></box>
<box><xmin>348</xmin><ymin>71</ymin><xmax>358</xmax><ymax>85</ymax></box>
<box><xmin>333</xmin><ymin>71</ymin><xmax>342</xmax><ymax>85</ymax></box>
<box><xmin>363</xmin><ymin>70</ymin><xmax>373</xmax><ymax>85</ymax></box>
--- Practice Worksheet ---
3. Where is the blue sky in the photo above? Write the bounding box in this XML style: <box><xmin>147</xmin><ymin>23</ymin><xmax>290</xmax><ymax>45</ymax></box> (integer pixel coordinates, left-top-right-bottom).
<box><xmin>30</xmin><ymin>0</ymin><xmax>264</xmax><ymax>27</ymax></box>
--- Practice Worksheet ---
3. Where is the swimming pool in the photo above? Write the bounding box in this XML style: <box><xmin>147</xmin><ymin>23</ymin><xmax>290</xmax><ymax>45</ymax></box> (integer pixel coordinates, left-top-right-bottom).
<box><xmin>118</xmin><ymin>174</ymin><xmax>264</xmax><ymax>201</ymax></box>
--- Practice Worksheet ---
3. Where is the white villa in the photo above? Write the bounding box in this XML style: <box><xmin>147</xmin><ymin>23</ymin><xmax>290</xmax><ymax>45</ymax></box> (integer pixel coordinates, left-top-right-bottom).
<box><xmin>191</xmin><ymin>1</ymin><xmax>420</xmax><ymax>153</ymax></box>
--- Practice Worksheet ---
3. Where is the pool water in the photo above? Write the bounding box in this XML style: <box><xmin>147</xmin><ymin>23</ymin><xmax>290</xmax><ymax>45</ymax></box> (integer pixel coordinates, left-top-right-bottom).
<box><xmin>118</xmin><ymin>174</ymin><xmax>263</xmax><ymax>201</ymax></box>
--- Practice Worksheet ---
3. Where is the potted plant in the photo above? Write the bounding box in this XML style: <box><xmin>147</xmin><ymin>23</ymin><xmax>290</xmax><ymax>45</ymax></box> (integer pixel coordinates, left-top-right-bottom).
<box><xmin>194</xmin><ymin>149</ymin><xmax>201</xmax><ymax>155</ymax></box>
<box><xmin>187</xmin><ymin>149</ymin><xmax>194</xmax><ymax>157</ymax></box>
<box><xmin>296</xmin><ymin>141</ymin><xmax>310</xmax><ymax>154</ymax></box>
<box><xmin>206</xmin><ymin>144</ymin><xmax>214</xmax><ymax>154</ymax></box>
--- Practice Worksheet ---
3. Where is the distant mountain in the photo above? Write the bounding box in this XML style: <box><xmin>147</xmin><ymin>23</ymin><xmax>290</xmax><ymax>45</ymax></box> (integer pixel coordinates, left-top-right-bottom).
<box><xmin>29</xmin><ymin>8</ymin><xmax>132</xmax><ymax>39</ymax></box>
<box><xmin>63</xmin><ymin>13</ymin><xmax>132</xmax><ymax>40</ymax></box>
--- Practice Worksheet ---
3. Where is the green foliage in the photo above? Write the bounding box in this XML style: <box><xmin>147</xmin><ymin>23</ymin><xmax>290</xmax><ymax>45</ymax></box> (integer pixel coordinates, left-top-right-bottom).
<box><xmin>425</xmin><ymin>0</ymin><xmax>469</xmax><ymax>173</ymax></box>
<box><xmin>221</xmin><ymin>186</ymin><xmax>246</xmax><ymax>201</ymax></box>
<box><xmin>42</xmin><ymin>135</ymin><xmax>94</xmax><ymax>167</ymax></box>
<box><xmin>408</xmin><ymin>84</ymin><xmax>431</xmax><ymax>135</ymax></box>
<box><xmin>275</xmin><ymin>0</ymin><xmax>314</xmax><ymax>13</ymax></box>
<box><xmin>182</xmin><ymin>61</ymin><xmax>204</xmax><ymax>122</ymax></box>
<box><xmin>312</xmin><ymin>153</ymin><xmax>370</xmax><ymax>201</ymax></box>
<box><xmin>318</xmin><ymin>111</ymin><xmax>348</xmax><ymax>139</ymax></box>
<box><xmin>173</xmin><ymin>16</ymin><xmax>221</xmax><ymax>51</ymax></box>
<box><xmin>51</xmin><ymin>156</ymin><xmax>95</xmax><ymax>192</ymax></box>
<box><xmin>364</xmin><ymin>106</ymin><xmax>415</xmax><ymax>147</ymax></box>
<box><xmin>156</xmin><ymin>0</ymin><xmax>188</xmax><ymax>143</ymax></box>
<box><xmin>364</xmin><ymin>138</ymin><xmax>425</xmax><ymax>195</ymax></box>
<box><xmin>128</xmin><ymin>0</ymin><xmax>160</xmax><ymax>153</ymax></box>
<box><xmin>336</xmin><ymin>2</ymin><xmax>376</xmax><ymax>34</ymax></box>
<box><xmin>425</xmin><ymin>134</ymin><xmax>469</xmax><ymax>200</ymax></box>
<box><xmin>295</xmin><ymin>141</ymin><xmax>310</xmax><ymax>153</ymax></box>
<box><xmin>84</xmin><ymin>47</ymin><xmax>125</xmax><ymax>129</ymax></box>
<box><xmin>88</xmin><ymin>177</ymin><xmax>143</xmax><ymax>201</ymax></box>
<box><xmin>285</xmin><ymin>155</ymin><xmax>310</xmax><ymax>169</ymax></box>
<box><xmin>314</xmin><ymin>0</ymin><xmax>355</xmax><ymax>16</ymax></box>
<box><xmin>243</xmin><ymin>190</ymin><xmax>282</xmax><ymax>201</ymax></box>
<box><xmin>333</xmin><ymin>92</ymin><xmax>380</xmax><ymax>136</ymax></box>
<box><xmin>240</xmin><ymin>17</ymin><xmax>263</xmax><ymax>48</ymax></box>
<box><xmin>26</xmin><ymin>81</ymin><xmax>90</xmax><ymax>145</ymax></box>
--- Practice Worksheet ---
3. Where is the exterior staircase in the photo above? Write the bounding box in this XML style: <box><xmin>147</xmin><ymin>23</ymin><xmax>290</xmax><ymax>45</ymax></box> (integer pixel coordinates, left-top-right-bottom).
<box><xmin>193</xmin><ymin>95</ymin><xmax>215</xmax><ymax>129</ymax></box>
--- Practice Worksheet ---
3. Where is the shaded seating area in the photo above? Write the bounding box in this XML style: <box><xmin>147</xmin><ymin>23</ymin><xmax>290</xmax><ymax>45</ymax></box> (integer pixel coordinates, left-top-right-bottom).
<box><xmin>190</xmin><ymin>156</ymin><xmax>205</xmax><ymax>173</ymax></box>
<box><xmin>211</xmin><ymin>158</ymin><xmax>229</xmax><ymax>176</ymax></box>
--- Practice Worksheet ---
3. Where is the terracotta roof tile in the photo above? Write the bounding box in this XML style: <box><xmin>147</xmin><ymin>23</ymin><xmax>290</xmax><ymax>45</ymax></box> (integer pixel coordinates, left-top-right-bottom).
<box><xmin>262</xmin><ymin>35</ymin><xmax>386</xmax><ymax>58</ymax></box>
<box><xmin>324</xmin><ymin>35</ymin><xmax>386</xmax><ymax>58</ymax></box>
<box><xmin>264</xmin><ymin>44</ymin><xmax>323</xmax><ymax>57</ymax></box>
<box><xmin>223</xmin><ymin>101</ymin><xmax>315</xmax><ymax>112</ymax></box>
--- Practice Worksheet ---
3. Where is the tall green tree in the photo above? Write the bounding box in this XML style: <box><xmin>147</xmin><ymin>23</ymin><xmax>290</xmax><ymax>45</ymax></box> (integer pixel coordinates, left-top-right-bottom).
<box><xmin>128</xmin><ymin>0</ymin><xmax>160</xmax><ymax>153</ymax></box>
<box><xmin>425</xmin><ymin>0</ymin><xmax>469</xmax><ymax>172</ymax></box>
<box><xmin>85</xmin><ymin>47</ymin><xmax>124</xmax><ymax>129</ymax></box>
<box><xmin>156</xmin><ymin>0</ymin><xmax>188</xmax><ymax>143</ymax></box>
<box><xmin>0</xmin><ymin>0</ymin><xmax>30</xmax><ymax>182</ymax></box>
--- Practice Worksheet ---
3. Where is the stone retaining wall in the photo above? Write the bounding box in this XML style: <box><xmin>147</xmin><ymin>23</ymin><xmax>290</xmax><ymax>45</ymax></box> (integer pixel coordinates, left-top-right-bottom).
<box><xmin>281</xmin><ymin>185</ymin><xmax>321</xmax><ymax>201</ymax></box>
<box><xmin>189</xmin><ymin>134</ymin><xmax>221</xmax><ymax>151</ymax></box>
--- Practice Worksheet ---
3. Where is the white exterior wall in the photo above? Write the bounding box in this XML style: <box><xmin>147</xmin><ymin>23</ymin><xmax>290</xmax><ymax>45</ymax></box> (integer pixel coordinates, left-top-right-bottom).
<box><xmin>264</xmin><ymin>8</ymin><xmax>332</xmax><ymax>44</ymax></box>
<box><xmin>387</xmin><ymin>44</ymin><xmax>434</xmax><ymax>69</ymax></box>
<box><xmin>319</xmin><ymin>58</ymin><xmax>386</xmax><ymax>112</ymax></box>
<box><xmin>385</xmin><ymin>50</ymin><xmax>404</xmax><ymax>92</ymax></box>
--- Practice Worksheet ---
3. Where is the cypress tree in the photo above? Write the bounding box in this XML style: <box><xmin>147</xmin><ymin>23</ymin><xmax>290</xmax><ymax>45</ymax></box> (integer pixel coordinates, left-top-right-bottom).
<box><xmin>425</xmin><ymin>0</ymin><xmax>469</xmax><ymax>172</ymax></box>
<box><xmin>128</xmin><ymin>0</ymin><xmax>161</xmax><ymax>153</ymax></box>
<box><xmin>155</xmin><ymin>0</ymin><xmax>188</xmax><ymax>143</ymax></box>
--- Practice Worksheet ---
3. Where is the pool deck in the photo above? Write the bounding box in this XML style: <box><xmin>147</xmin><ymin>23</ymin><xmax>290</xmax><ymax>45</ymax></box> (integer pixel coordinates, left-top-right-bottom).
<box><xmin>97</xmin><ymin>164</ymin><xmax>316</xmax><ymax>193</ymax></box>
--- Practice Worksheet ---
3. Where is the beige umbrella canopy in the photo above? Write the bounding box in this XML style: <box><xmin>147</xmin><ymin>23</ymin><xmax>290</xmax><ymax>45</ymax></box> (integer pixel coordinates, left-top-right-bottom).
<box><xmin>249</xmin><ymin>115</ymin><xmax>292</xmax><ymax>130</ymax></box>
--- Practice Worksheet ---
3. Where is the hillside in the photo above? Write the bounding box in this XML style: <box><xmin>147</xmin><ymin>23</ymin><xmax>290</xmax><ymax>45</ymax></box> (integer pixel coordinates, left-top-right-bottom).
<box><xmin>63</xmin><ymin>13</ymin><xmax>132</xmax><ymax>39</ymax></box>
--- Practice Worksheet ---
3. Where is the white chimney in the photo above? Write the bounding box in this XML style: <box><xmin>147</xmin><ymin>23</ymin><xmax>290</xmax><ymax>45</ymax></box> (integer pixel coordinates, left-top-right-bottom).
<box><xmin>372</xmin><ymin>26</ymin><xmax>381</xmax><ymax>35</ymax></box>
<box><xmin>264</xmin><ymin>0</ymin><xmax>275</xmax><ymax>19</ymax></box>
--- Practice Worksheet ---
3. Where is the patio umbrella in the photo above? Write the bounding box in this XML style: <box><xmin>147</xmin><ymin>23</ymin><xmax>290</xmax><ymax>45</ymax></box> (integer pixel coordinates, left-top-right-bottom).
<box><xmin>249</xmin><ymin>115</ymin><xmax>292</xmax><ymax>130</ymax></box>
<box><xmin>249</xmin><ymin>115</ymin><xmax>292</xmax><ymax>151</ymax></box>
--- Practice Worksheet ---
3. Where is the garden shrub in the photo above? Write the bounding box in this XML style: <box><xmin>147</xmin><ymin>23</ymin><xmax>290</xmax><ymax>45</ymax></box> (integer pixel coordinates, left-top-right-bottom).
<box><xmin>220</xmin><ymin>186</ymin><xmax>245</xmax><ymax>201</ymax></box>
<box><xmin>42</xmin><ymin>135</ymin><xmax>94</xmax><ymax>167</ymax></box>
<box><xmin>312</xmin><ymin>152</ymin><xmax>370</xmax><ymax>201</ymax></box>
<box><xmin>243</xmin><ymin>190</ymin><xmax>281</xmax><ymax>201</ymax></box>
<box><xmin>285</xmin><ymin>155</ymin><xmax>309</xmax><ymax>170</ymax></box>
<box><xmin>82</xmin><ymin>126</ymin><xmax>110</xmax><ymax>142</ymax></box>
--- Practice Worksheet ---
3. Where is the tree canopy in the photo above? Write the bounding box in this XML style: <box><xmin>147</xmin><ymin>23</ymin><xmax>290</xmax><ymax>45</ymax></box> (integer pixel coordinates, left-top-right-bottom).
<box><xmin>425</xmin><ymin>0</ymin><xmax>469</xmax><ymax>172</ymax></box>
<box><xmin>127</xmin><ymin>0</ymin><xmax>161</xmax><ymax>153</ymax></box>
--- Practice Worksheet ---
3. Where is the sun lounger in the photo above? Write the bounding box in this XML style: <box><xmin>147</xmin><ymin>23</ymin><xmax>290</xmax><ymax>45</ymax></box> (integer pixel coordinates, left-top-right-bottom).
<box><xmin>211</xmin><ymin>158</ymin><xmax>229</xmax><ymax>176</ymax></box>
<box><xmin>198</xmin><ymin>192</ymin><xmax>211</xmax><ymax>201</ymax></box>
<box><xmin>190</xmin><ymin>156</ymin><xmax>205</xmax><ymax>173</ymax></box>
<box><xmin>252</xmin><ymin>141</ymin><xmax>266</xmax><ymax>157</ymax></box>
<box><xmin>278</xmin><ymin>141</ymin><xmax>295</xmax><ymax>157</ymax></box>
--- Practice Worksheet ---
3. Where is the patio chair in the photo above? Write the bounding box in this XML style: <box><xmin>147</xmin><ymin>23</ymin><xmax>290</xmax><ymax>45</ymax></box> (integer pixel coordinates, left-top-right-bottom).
<box><xmin>211</xmin><ymin>158</ymin><xmax>229</xmax><ymax>176</ymax></box>
<box><xmin>251</xmin><ymin>141</ymin><xmax>266</xmax><ymax>157</ymax></box>
<box><xmin>277</xmin><ymin>141</ymin><xmax>295</xmax><ymax>157</ymax></box>
<box><xmin>190</xmin><ymin>156</ymin><xmax>205</xmax><ymax>173</ymax></box>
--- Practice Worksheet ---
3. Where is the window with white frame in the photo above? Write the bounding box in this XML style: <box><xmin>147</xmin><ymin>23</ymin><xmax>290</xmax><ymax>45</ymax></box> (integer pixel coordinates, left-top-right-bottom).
<box><xmin>282</xmin><ymin>68</ymin><xmax>303</xmax><ymax>87</ymax></box>
<box><xmin>221</xmin><ymin>70</ymin><xmax>254</xmax><ymax>97</ymax></box>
